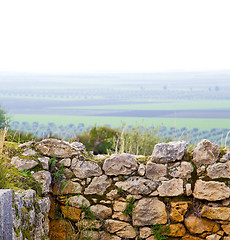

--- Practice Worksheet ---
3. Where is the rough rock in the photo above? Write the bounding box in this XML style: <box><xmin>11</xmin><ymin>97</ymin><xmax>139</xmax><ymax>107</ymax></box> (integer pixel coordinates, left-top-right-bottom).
<box><xmin>33</xmin><ymin>170</ymin><xmax>52</xmax><ymax>194</ymax></box>
<box><xmin>53</xmin><ymin>180</ymin><xmax>82</xmax><ymax>195</ymax></box>
<box><xmin>151</xmin><ymin>141</ymin><xmax>188</xmax><ymax>163</ymax></box>
<box><xmin>35</xmin><ymin>138</ymin><xmax>82</xmax><ymax>158</ymax></box>
<box><xmin>186</xmin><ymin>183</ymin><xmax>192</xmax><ymax>196</ymax></box>
<box><xmin>84</xmin><ymin>175</ymin><xmax>112</xmax><ymax>195</ymax></box>
<box><xmin>170</xmin><ymin>201</ymin><xmax>189</xmax><ymax>222</ymax></box>
<box><xmin>68</xmin><ymin>195</ymin><xmax>90</xmax><ymax>208</ymax></box>
<box><xmin>158</xmin><ymin>178</ymin><xmax>184</xmax><ymax>197</ymax></box>
<box><xmin>11</xmin><ymin>156</ymin><xmax>38</xmax><ymax>170</ymax></box>
<box><xmin>146</xmin><ymin>236</ymin><xmax>156</xmax><ymax>240</ymax></box>
<box><xmin>145</xmin><ymin>162</ymin><xmax>167</xmax><ymax>180</ymax></box>
<box><xmin>71</xmin><ymin>159</ymin><xmax>102</xmax><ymax>179</ymax></box>
<box><xmin>221</xmin><ymin>223</ymin><xmax>230</xmax><ymax>234</ymax></box>
<box><xmin>138</xmin><ymin>164</ymin><xmax>145</xmax><ymax>176</ymax></box>
<box><xmin>182</xmin><ymin>235</ymin><xmax>203</xmax><ymax>240</ymax></box>
<box><xmin>112</xmin><ymin>211</ymin><xmax>131</xmax><ymax>222</ymax></box>
<box><xmin>184</xmin><ymin>214</ymin><xmax>220</xmax><ymax>234</ymax></box>
<box><xmin>38</xmin><ymin>157</ymin><xmax>49</xmax><ymax>170</ymax></box>
<box><xmin>70</xmin><ymin>141</ymin><xmax>86</xmax><ymax>152</ymax></box>
<box><xmin>60</xmin><ymin>205</ymin><xmax>81</xmax><ymax>222</ymax></box>
<box><xmin>220</xmin><ymin>151</ymin><xmax>230</xmax><ymax>162</ymax></box>
<box><xmin>18</xmin><ymin>141</ymin><xmax>35</xmax><ymax>148</ymax></box>
<box><xmin>38</xmin><ymin>197</ymin><xmax>51</xmax><ymax>213</ymax></box>
<box><xmin>64</xmin><ymin>168</ymin><xmax>75</xmax><ymax>179</ymax></box>
<box><xmin>90</xmin><ymin>204</ymin><xmax>112</xmax><ymax>219</ymax></box>
<box><xmin>57</xmin><ymin>158</ymin><xmax>71</xmax><ymax>167</ymax></box>
<box><xmin>75</xmin><ymin>219</ymin><xmax>103</xmax><ymax>229</ymax></box>
<box><xmin>207</xmin><ymin>162</ymin><xmax>230</xmax><ymax>179</ymax></box>
<box><xmin>168</xmin><ymin>223</ymin><xmax>186</xmax><ymax>237</ymax></box>
<box><xmin>103</xmin><ymin>153</ymin><xmax>138</xmax><ymax>176</ymax></box>
<box><xmin>133</xmin><ymin>197</ymin><xmax>167</xmax><ymax>226</ymax></box>
<box><xmin>113</xmin><ymin>201</ymin><xmax>127</xmax><ymax>212</ymax></box>
<box><xmin>193</xmin><ymin>180</ymin><xmax>230</xmax><ymax>201</ymax></box>
<box><xmin>206</xmin><ymin>234</ymin><xmax>222</xmax><ymax>240</ymax></box>
<box><xmin>106</xmin><ymin>189</ymin><xmax>120</xmax><ymax>200</ymax></box>
<box><xmin>99</xmin><ymin>231</ymin><xmax>121</xmax><ymax>240</ymax></box>
<box><xmin>105</xmin><ymin>219</ymin><xmax>137</xmax><ymax>238</ymax></box>
<box><xmin>22</xmin><ymin>148</ymin><xmax>37</xmax><ymax>156</ymax></box>
<box><xmin>201</xmin><ymin>206</ymin><xmax>230</xmax><ymax>221</ymax></box>
<box><xmin>169</xmin><ymin>161</ymin><xmax>194</xmax><ymax>179</ymax></box>
<box><xmin>139</xmin><ymin>227</ymin><xmax>152</xmax><ymax>239</ymax></box>
<box><xmin>49</xmin><ymin>219</ymin><xmax>75</xmax><ymax>240</ymax></box>
<box><xmin>115</xmin><ymin>176</ymin><xmax>157</xmax><ymax>195</ymax></box>
<box><xmin>80</xmin><ymin>230</ymin><xmax>100</xmax><ymax>240</ymax></box>
<box><xmin>192</xmin><ymin>139</ymin><xmax>220</xmax><ymax>166</ymax></box>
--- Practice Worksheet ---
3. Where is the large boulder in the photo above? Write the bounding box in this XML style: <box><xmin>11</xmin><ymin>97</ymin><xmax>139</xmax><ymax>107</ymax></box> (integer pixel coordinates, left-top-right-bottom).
<box><xmin>70</xmin><ymin>159</ymin><xmax>102</xmax><ymax>179</ymax></box>
<box><xmin>34</xmin><ymin>139</ymin><xmax>83</xmax><ymax>158</ymax></box>
<box><xmin>151</xmin><ymin>141</ymin><xmax>188</xmax><ymax>163</ymax></box>
<box><xmin>132</xmin><ymin>197</ymin><xmax>167</xmax><ymax>226</ymax></box>
<box><xmin>192</xmin><ymin>139</ymin><xmax>220</xmax><ymax>166</ymax></box>
<box><xmin>103</xmin><ymin>153</ymin><xmax>138</xmax><ymax>176</ymax></box>
<box><xmin>115</xmin><ymin>176</ymin><xmax>157</xmax><ymax>195</ymax></box>
<box><xmin>193</xmin><ymin>180</ymin><xmax>230</xmax><ymax>201</ymax></box>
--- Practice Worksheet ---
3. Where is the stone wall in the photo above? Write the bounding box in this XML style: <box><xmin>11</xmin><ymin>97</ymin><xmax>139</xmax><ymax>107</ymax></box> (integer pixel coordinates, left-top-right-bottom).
<box><xmin>9</xmin><ymin>138</ymin><xmax>230</xmax><ymax>239</ymax></box>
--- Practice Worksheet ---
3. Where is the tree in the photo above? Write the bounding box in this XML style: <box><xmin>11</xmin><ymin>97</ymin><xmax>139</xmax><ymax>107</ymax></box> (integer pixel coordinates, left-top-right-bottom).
<box><xmin>0</xmin><ymin>106</ymin><xmax>7</xmax><ymax>129</ymax></box>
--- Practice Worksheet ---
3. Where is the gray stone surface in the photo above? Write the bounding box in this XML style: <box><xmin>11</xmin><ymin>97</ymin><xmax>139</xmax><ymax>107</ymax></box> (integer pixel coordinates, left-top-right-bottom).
<box><xmin>0</xmin><ymin>189</ymin><xmax>13</xmax><ymax>240</ymax></box>
<box><xmin>84</xmin><ymin>175</ymin><xmax>112</xmax><ymax>195</ymax></box>
<box><xmin>151</xmin><ymin>141</ymin><xmax>188</xmax><ymax>163</ymax></box>
<box><xmin>71</xmin><ymin>159</ymin><xmax>102</xmax><ymax>179</ymax></box>
<box><xmin>192</xmin><ymin>139</ymin><xmax>220</xmax><ymax>166</ymax></box>
<box><xmin>146</xmin><ymin>162</ymin><xmax>167</xmax><ymax>180</ymax></box>
<box><xmin>115</xmin><ymin>176</ymin><xmax>157</xmax><ymax>195</ymax></box>
<box><xmin>11</xmin><ymin>156</ymin><xmax>38</xmax><ymax>171</ymax></box>
<box><xmin>103</xmin><ymin>153</ymin><xmax>138</xmax><ymax>176</ymax></box>
<box><xmin>34</xmin><ymin>138</ymin><xmax>82</xmax><ymax>158</ymax></box>
<box><xmin>158</xmin><ymin>178</ymin><xmax>184</xmax><ymax>197</ymax></box>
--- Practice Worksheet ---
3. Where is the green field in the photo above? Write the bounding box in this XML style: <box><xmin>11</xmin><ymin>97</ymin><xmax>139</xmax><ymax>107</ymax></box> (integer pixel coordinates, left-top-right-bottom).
<box><xmin>51</xmin><ymin>100</ymin><xmax>230</xmax><ymax>111</ymax></box>
<box><xmin>11</xmin><ymin>114</ymin><xmax>230</xmax><ymax>131</ymax></box>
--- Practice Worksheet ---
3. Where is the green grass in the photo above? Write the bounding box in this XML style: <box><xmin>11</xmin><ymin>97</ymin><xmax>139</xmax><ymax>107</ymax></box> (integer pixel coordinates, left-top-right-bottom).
<box><xmin>11</xmin><ymin>114</ymin><xmax>230</xmax><ymax>130</ymax></box>
<box><xmin>51</xmin><ymin>100</ymin><xmax>230</xmax><ymax>111</ymax></box>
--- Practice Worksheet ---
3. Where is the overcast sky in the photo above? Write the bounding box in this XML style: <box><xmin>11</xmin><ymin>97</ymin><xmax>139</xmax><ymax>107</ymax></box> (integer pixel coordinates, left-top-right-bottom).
<box><xmin>0</xmin><ymin>0</ymin><xmax>230</xmax><ymax>74</ymax></box>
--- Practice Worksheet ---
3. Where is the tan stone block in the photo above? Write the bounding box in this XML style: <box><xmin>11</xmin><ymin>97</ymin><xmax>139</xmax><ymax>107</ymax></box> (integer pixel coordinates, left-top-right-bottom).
<box><xmin>182</xmin><ymin>235</ymin><xmax>203</xmax><ymax>240</ymax></box>
<box><xmin>222</xmin><ymin>224</ymin><xmax>230</xmax><ymax>235</ymax></box>
<box><xmin>201</xmin><ymin>206</ymin><xmax>230</xmax><ymax>221</ymax></box>
<box><xmin>167</xmin><ymin>223</ymin><xmax>186</xmax><ymax>237</ymax></box>
<box><xmin>49</xmin><ymin>219</ymin><xmax>76</xmax><ymax>240</ymax></box>
<box><xmin>113</xmin><ymin>201</ymin><xmax>127</xmax><ymax>212</ymax></box>
<box><xmin>60</xmin><ymin>205</ymin><xmax>81</xmax><ymax>222</ymax></box>
<box><xmin>184</xmin><ymin>214</ymin><xmax>220</xmax><ymax>234</ymax></box>
<box><xmin>170</xmin><ymin>201</ymin><xmax>189</xmax><ymax>222</ymax></box>
<box><xmin>139</xmin><ymin>227</ymin><xmax>152</xmax><ymax>239</ymax></box>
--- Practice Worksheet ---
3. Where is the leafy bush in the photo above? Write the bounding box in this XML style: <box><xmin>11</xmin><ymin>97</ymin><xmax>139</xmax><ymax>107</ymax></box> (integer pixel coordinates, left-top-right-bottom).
<box><xmin>76</xmin><ymin>126</ymin><xmax>119</xmax><ymax>154</ymax></box>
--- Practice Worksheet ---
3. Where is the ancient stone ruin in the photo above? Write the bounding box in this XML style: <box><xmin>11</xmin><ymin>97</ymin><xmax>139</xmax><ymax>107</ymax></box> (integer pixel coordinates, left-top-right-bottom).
<box><xmin>6</xmin><ymin>138</ymin><xmax>230</xmax><ymax>239</ymax></box>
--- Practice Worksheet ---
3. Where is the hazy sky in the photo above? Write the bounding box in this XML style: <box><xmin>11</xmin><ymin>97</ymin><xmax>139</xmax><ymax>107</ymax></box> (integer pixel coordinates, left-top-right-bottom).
<box><xmin>0</xmin><ymin>0</ymin><xmax>230</xmax><ymax>74</ymax></box>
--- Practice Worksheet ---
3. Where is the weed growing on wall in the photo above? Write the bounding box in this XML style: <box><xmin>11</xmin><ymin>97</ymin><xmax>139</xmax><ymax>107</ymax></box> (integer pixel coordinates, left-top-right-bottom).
<box><xmin>151</xmin><ymin>224</ymin><xmax>170</xmax><ymax>240</ymax></box>
<box><xmin>123</xmin><ymin>197</ymin><xmax>135</xmax><ymax>216</ymax></box>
